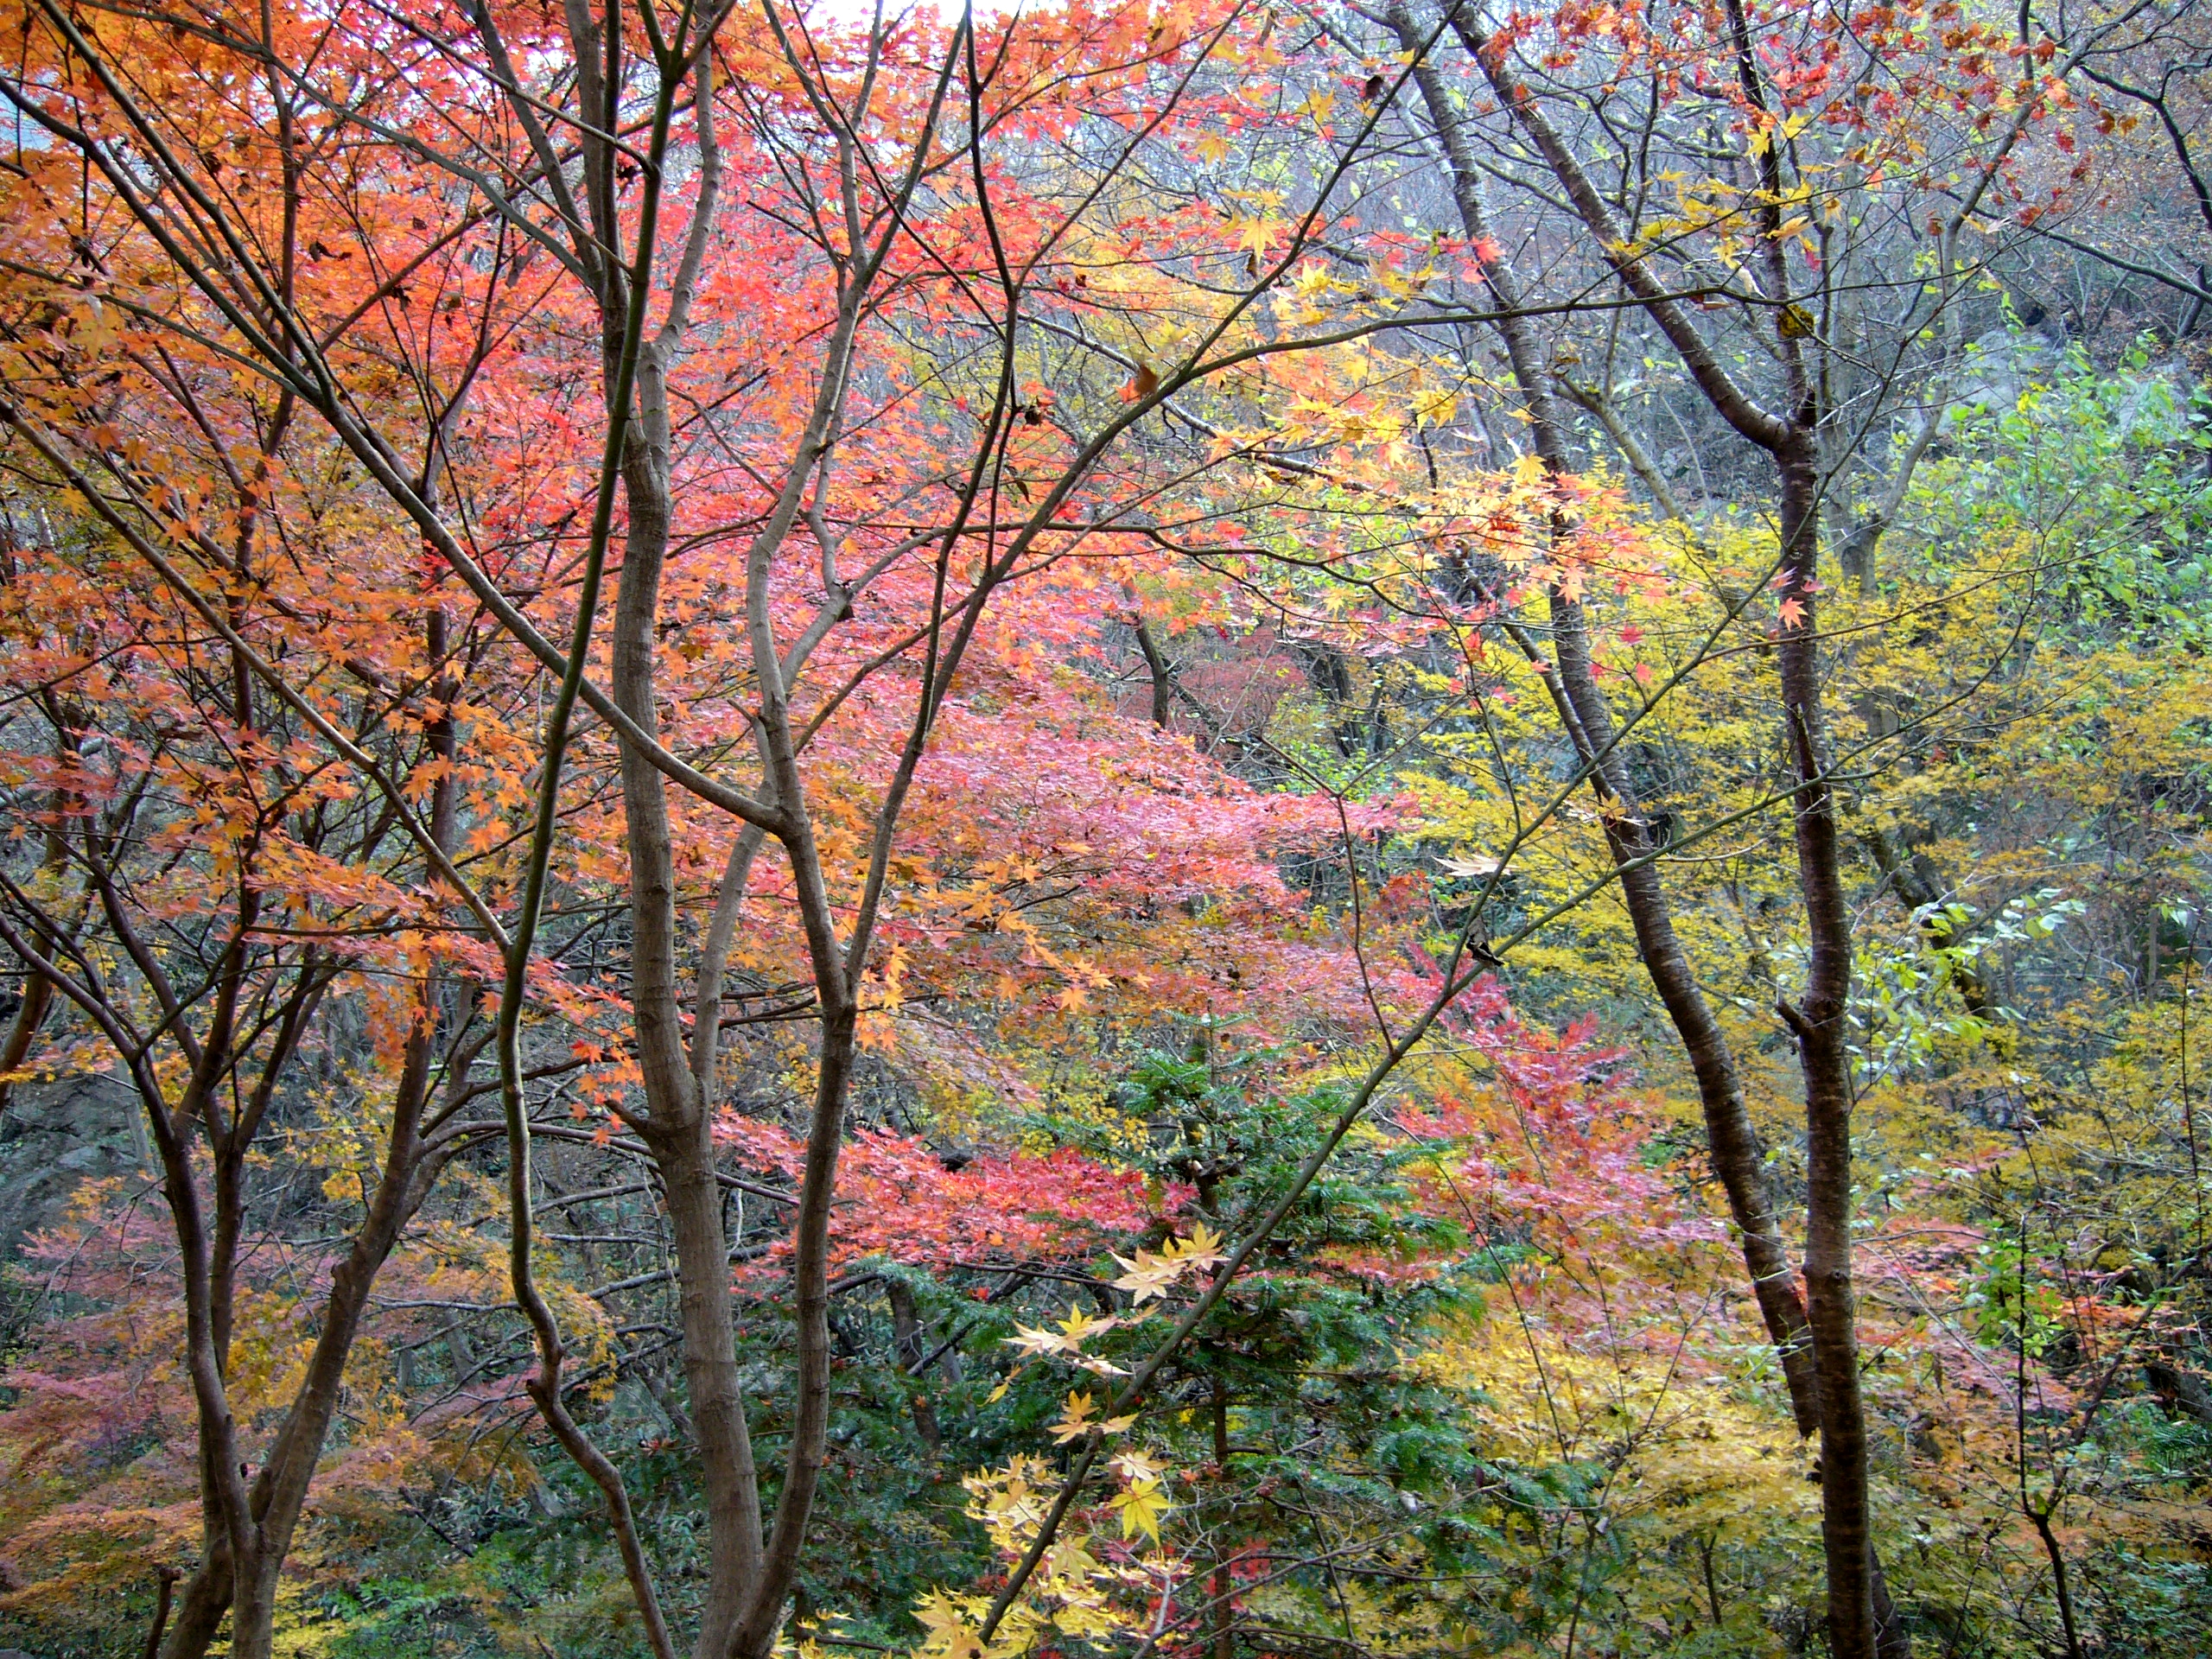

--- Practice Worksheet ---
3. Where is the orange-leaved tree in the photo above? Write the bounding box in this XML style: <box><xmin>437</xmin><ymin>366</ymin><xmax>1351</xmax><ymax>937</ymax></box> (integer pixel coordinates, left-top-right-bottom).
<box><xmin>0</xmin><ymin>1</ymin><xmax>1569</xmax><ymax>1655</ymax></box>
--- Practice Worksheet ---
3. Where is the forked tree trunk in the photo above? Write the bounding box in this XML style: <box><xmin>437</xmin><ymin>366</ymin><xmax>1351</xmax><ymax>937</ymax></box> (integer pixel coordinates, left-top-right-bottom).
<box><xmin>613</xmin><ymin>394</ymin><xmax>770</xmax><ymax>1659</ymax></box>
<box><xmin>1416</xmin><ymin>10</ymin><xmax>1889</xmax><ymax>1652</ymax></box>
<box><xmin>160</xmin><ymin>986</ymin><xmax>461</xmax><ymax>1659</ymax></box>
<box><xmin>1393</xmin><ymin>3</ymin><xmax>1819</xmax><ymax>1437</ymax></box>
<box><xmin>156</xmin><ymin>610</ymin><xmax>474</xmax><ymax>1659</ymax></box>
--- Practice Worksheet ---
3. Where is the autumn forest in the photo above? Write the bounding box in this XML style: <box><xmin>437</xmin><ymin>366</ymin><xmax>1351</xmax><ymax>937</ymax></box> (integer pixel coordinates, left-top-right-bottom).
<box><xmin>0</xmin><ymin>0</ymin><xmax>2205</xmax><ymax>1654</ymax></box>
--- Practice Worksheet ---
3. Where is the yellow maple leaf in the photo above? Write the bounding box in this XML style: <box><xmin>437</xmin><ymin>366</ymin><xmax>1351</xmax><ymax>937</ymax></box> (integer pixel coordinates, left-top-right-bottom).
<box><xmin>1057</xmin><ymin>1306</ymin><xmax>1117</xmax><ymax>1345</ymax></box>
<box><xmin>1109</xmin><ymin>1475</ymin><xmax>1173</xmax><ymax>1542</ymax></box>
<box><xmin>1044</xmin><ymin>1531</ymin><xmax>1103</xmax><ymax>1584</ymax></box>
<box><xmin>1049</xmin><ymin>1390</ymin><xmax>1100</xmax><ymax>1443</ymax></box>
<box><xmin>1110</xmin><ymin>1248</ymin><xmax>1184</xmax><ymax>1303</ymax></box>
<box><xmin>1010</xmin><ymin>1306</ymin><xmax>1121</xmax><ymax>1360</ymax></box>
<box><xmin>1163</xmin><ymin>1221</ymin><xmax>1227</xmax><ymax>1274</ymax></box>
<box><xmin>913</xmin><ymin>1592</ymin><xmax>988</xmax><ymax>1659</ymax></box>
<box><xmin>1005</xmin><ymin>1323</ymin><xmax>1072</xmax><ymax>1359</ymax></box>
<box><xmin>1111</xmin><ymin>1446</ymin><xmax>1169</xmax><ymax>1483</ymax></box>
<box><xmin>1233</xmin><ymin>215</ymin><xmax>1277</xmax><ymax>257</ymax></box>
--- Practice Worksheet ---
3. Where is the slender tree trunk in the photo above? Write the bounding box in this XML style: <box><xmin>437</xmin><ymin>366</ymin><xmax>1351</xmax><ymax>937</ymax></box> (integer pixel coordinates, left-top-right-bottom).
<box><xmin>158</xmin><ymin>1550</ymin><xmax>230</xmax><ymax>1659</ymax></box>
<box><xmin>1774</xmin><ymin>432</ymin><xmax>1876</xmax><ymax>1659</ymax></box>
<box><xmin>161</xmin><ymin>991</ymin><xmax>453</xmax><ymax>1658</ymax></box>
<box><xmin>731</xmin><ymin>996</ymin><xmax>859</xmax><ymax>1659</ymax></box>
<box><xmin>1394</xmin><ymin>10</ymin><xmax>1820</xmax><ymax>1435</ymax></box>
<box><xmin>0</xmin><ymin>971</ymin><xmax>52</xmax><ymax>1112</ymax></box>
<box><xmin>1863</xmin><ymin>831</ymin><xmax>1992</xmax><ymax>1019</ymax></box>
<box><xmin>2028</xmin><ymin>1509</ymin><xmax>2085</xmax><ymax>1659</ymax></box>
<box><xmin>616</xmin><ymin>292</ymin><xmax>771</xmax><ymax>1652</ymax></box>
<box><xmin>1415</xmin><ymin>13</ymin><xmax>1894</xmax><ymax>1649</ymax></box>
<box><xmin>569</xmin><ymin>17</ymin><xmax>873</xmax><ymax>1642</ymax></box>
<box><xmin>1211</xmin><ymin>1376</ymin><xmax>1234</xmax><ymax>1659</ymax></box>
<box><xmin>887</xmin><ymin>1281</ymin><xmax>942</xmax><ymax>1455</ymax></box>
<box><xmin>653</xmin><ymin>1115</ymin><xmax>767</xmax><ymax>1656</ymax></box>
<box><xmin>141</xmin><ymin>1564</ymin><xmax>179</xmax><ymax>1659</ymax></box>
<box><xmin>1134</xmin><ymin>617</ymin><xmax>1173</xmax><ymax>729</ymax></box>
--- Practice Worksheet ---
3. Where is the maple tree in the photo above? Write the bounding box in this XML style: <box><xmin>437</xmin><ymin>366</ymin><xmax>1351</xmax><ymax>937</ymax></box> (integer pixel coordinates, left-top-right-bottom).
<box><xmin>0</xmin><ymin>0</ymin><xmax>2208</xmax><ymax>1656</ymax></box>
<box><xmin>1274</xmin><ymin>0</ymin><xmax>2208</xmax><ymax>1650</ymax></box>
<box><xmin>0</xmin><ymin>262</ymin><xmax>524</xmax><ymax>1653</ymax></box>
<box><xmin>2</xmin><ymin>0</ymin><xmax>1513</xmax><ymax>1652</ymax></box>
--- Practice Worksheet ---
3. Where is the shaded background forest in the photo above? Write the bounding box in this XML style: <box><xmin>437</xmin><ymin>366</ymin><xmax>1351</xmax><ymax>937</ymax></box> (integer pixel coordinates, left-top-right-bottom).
<box><xmin>0</xmin><ymin>0</ymin><xmax>2207</xmax><ymax>1655</ymax></box>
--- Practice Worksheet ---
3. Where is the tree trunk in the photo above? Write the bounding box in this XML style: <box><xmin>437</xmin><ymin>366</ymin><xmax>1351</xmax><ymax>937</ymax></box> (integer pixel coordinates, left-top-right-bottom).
<box><xmin>1134</xmin><ymin>617</ymin><xmax>1173</xmax><ymax>730</ymax></box>
<box><xmin>1394</xmin><ymin>9</ymin><xmax>1820</xmax><ymax>1436</ymax></box>
<box><xmin>158</xmin><ymin>1548</ymin><xmax>230</xmax><ymax>1659</ymax></box>
<box><xmin>1421</xmin><ymin>12</ymin><xmax>1891</xmax><ymax>1650</ymax></box>
<box><xmin>0</xmin><ymin>971</ymin><xmax>53</xmax><ymax>1113</ymax></box>
<box><xmin>652</xmin><ymin>1113</ymin><xmax>766</xmax><ymax>1656</ymax></box>
<box><xmin>1776</xmin><ymin>431</ymin><xmax>1876</xmax><ymax>1659</ymax></box>
<box><xmin>887</xmin><ymin>1281</ymin><xmax>942</xmax><ymax>1455</ymax></box>
<box><xmin>730</xmin><ymin>996</ymin><xmax>858</xmax><ymax>1659</ymax></box>
<box><xmin>162</xmin><ymin>988</ymin><xmax>449</xmax><ymax>1659</ymax></box>
<box><xmin>616</xmin><ymin>277</ymin><xmax>770</xmax><ymax>1651</ymax></box>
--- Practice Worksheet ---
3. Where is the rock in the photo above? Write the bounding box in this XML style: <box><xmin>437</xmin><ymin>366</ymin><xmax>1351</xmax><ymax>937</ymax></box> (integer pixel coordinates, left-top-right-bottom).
<box><xmin>0</xmin><ymin>1071</ymin><xmax>145</xmax><ymax>1262</ymax></box>
<box><xmin>1940</xmin><ymin>327</ymin><xmax>2062</xmax><ymax>430</ymax></box>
